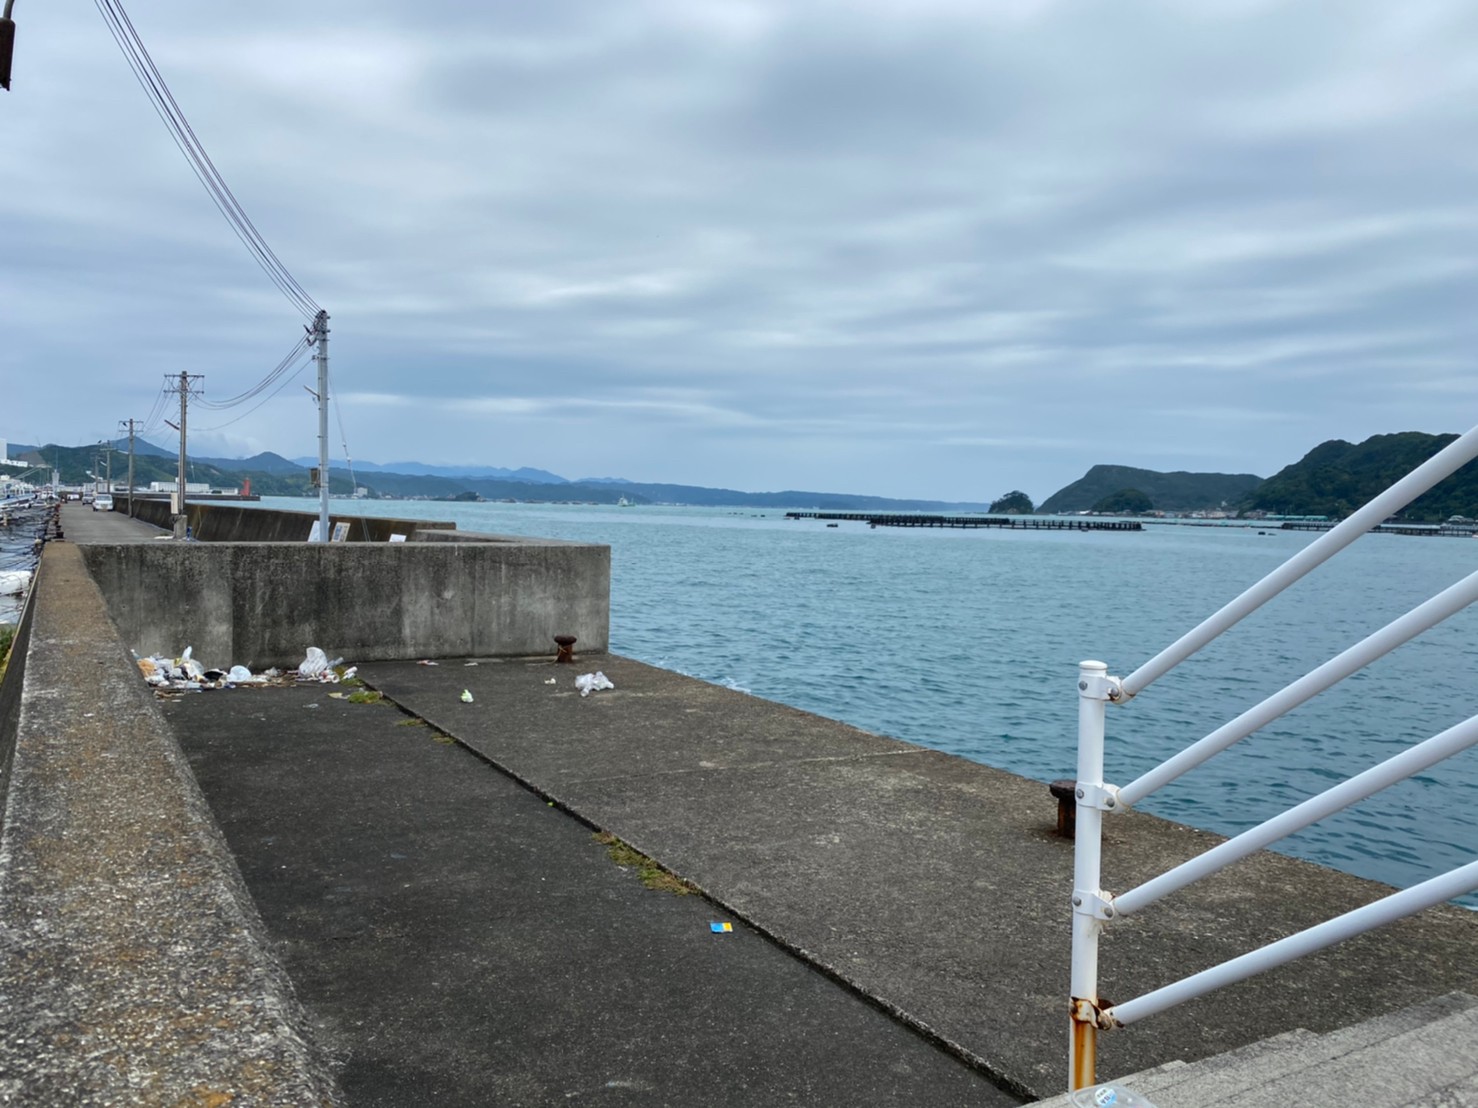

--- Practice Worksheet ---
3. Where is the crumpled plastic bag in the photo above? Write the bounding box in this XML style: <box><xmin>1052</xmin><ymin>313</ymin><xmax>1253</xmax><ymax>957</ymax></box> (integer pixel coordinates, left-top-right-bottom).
<box><xmin>180</xmin><ymin>646</ymin><xmax>205</xmax><ymax>681</ymax></box>
<box><xmin>296</xmin><ymin>648</ymin><xmax>347</xmax><ymax>683</ymax></box>
<box><xmin>298</xmin><ymin>647</ymin><xmax>330</xmax><ymax>678</ymax></box>
<box><xmin>575</xmin><ymin>671</ymin><xmax>614</xmax><ymax>698</ymax></box>
<box><xmin>227</xmin><ymin>665</ymin><xmax>254</xmax><ymax>684</ymax></box>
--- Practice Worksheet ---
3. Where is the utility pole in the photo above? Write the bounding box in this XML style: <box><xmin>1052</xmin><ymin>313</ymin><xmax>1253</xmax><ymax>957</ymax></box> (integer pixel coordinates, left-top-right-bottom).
<box><xmin>119</xmin><ymin>418</ymin><xmax>139</xmax><ymax>517</ymax></box>
<box><xmin>164</xmin><ymin>372</ymin><xmax>203</xmax><ymax>539</ymax></box>
<box><xmin>308</xmin><ymin>310</ymin><xmax>330</xmax><ymax>542</ymax></box>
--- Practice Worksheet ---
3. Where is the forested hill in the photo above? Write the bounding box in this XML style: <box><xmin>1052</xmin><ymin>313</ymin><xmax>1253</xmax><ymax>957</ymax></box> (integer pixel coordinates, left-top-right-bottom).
<box><xmin>1242</xmin><ymin>432</ymin><xmax>1478</xmax><ymax>521</ymax></box>
<box><xmin>1038</xmin><ymin>465</ymin><xmax>1263</xmax><ymax>514</ymax></box>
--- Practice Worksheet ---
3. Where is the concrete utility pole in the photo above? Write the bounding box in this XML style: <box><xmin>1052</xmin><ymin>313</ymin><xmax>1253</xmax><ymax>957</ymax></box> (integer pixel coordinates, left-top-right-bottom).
<box><xmin>164</xmin><ymin>372</ymin><xmax>203</xmax><ymax>539</ymax></box>
<box><xmin>119</xmin><ymin>418</ymin><xmax>139</xmax><ymax>516</ymax></box>
<box><xmin>310</xmin><ymin>310</ymin><xmax>330</xmax><ymax>542</ymax></box>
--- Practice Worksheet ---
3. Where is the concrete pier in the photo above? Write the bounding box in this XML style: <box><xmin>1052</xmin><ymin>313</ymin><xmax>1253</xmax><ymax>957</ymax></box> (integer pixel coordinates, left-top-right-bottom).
<box><xmin>2</xmin><ymin>504</ymin><xmax>1475</xmax><ymax>1103</ymax></box>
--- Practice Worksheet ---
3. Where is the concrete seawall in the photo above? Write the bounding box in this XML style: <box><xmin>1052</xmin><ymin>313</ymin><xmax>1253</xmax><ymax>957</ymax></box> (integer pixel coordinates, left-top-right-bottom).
<box><xmin>77</xmin><ymin>523</ymin><xmax>610</xmax><ymax>670</ymax></box>
<box><xmin>0</xmin><ymin>545</ymin><xmax>344</xmax><ymax>1104</ymax></box>
<box><xmin>128</xmin><ymin>497</ymin><xmax>455</xmax><ymax>542</ymax></box>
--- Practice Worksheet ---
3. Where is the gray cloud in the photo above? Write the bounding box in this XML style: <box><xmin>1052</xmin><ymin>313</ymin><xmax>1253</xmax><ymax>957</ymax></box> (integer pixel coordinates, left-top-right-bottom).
<box><xmin>3</xmin><ymin>0</ymin><xmax>1478</xmax><ymax>500</ymax></box>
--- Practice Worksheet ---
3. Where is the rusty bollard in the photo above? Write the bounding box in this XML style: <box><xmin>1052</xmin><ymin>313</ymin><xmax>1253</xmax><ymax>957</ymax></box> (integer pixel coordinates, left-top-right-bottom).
<box><xmin>1049</xmin><ymin>778</ymin><xmax>1077</xmax><ymax>838</ymax></box>
<box><xmin>554</xmin><ymin>635</ymin><xmax>577</xmax><ymax>664</ymax></box>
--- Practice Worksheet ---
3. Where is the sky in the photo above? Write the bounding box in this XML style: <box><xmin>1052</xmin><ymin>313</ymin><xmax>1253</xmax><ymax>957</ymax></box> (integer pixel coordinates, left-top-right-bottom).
<box><xmin>4</xmin><ymin>0</ymin><xmax>1478</xmax><ymax>503</ymax></box>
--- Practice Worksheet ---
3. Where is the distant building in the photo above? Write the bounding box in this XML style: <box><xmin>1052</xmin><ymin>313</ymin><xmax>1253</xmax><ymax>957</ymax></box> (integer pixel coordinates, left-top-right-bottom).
<box><xmin>0</xmin><ymin>438</ymin><xmax>31</xmax><ymax>469</ymax></box>
<box><xmin>149</xmin><ymin>481</ymin><xmax>215</xmax><ymax>494</ymax></box>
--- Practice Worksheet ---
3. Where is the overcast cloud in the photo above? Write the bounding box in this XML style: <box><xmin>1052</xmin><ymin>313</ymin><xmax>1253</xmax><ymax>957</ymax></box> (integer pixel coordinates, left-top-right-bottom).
<box><xmin>4</xmin><ymin>0</ymin><xmax>1478</xmax><ymax>501</ymax></box>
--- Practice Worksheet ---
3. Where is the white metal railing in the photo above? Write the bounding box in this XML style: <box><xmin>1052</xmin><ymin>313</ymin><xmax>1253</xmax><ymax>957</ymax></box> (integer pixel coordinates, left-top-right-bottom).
<box><xmin>1068</xmin><ymin>422</ymin><xmax>1478</xmax><ymax>1091</ymax></box>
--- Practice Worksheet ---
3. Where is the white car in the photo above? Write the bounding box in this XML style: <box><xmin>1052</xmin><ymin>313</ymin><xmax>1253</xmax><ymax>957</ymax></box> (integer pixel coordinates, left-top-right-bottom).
<box><xmin>93</xmin><ymin>494</ymin><xmax>114</xmax><ymax>512</ymax></box>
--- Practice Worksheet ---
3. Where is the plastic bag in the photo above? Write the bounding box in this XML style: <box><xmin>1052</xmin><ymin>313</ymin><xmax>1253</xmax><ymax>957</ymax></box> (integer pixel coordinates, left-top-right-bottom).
<box><xmin>227</xmin><ymin>665</ymin><xmax>254</xmax><ymax>683</ymax></box>
<box><xmin>298</xmin><ymin>647</ymin><xmax>329</xmax><ymax>679</ymax></box>
<box><xmin>575</xmin><ymin>671</ymin><xmax>614</xmax><ymax>697</ymax></box>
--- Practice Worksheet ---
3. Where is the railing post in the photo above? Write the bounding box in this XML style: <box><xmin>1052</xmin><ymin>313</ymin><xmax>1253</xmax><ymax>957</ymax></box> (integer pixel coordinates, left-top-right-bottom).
<box><xmin>1070</xmin><ymin>659</ymin><xmax>1114</xmax><ymax>1090</ymax></box>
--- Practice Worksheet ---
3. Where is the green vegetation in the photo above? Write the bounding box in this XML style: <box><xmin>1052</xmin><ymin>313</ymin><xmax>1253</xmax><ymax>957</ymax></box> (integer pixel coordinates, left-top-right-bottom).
<box><xmin>1092</xmin><ymin>488</ymin><xmax>1154</xmax><ymax>514</ymax></box>
<box><xmin>1039</xmin><ymin>465</ymin><xmax>1262</xmax><ymax>514</ymax></box>
<box><xmin>594</xmin><ymin>831</ymin><xmax>693</xmax><ymax>895</ymax></box>
<box><xmin>989</xmin><ymin>490</ymin><xmax>1034</xmax><ymax>514</ymax></box>
<box><xmin>0</xmin><ymin>624</ymin><xmax>15</xmax><ymax>683</ymax></box>
<box><xmin>1241</xmin><ymin>432</ymin><xmax>1478</xmax><ymax>521</ymax></box>
<box><xmin>346</xmin><ymin>689</ymin><xmax>383</xmax><ymax>704</ymax></box>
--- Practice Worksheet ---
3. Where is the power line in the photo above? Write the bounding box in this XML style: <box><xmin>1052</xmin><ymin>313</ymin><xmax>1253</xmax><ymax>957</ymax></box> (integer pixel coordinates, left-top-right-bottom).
<box><xmin>196</xmin><ymin>334</ymin><xmax>313</xmax><ymax>410</ymax></box>
<box><xmin>193</xmin><ymin>353</ymin><xmax>314</xmax><ymax>432</ymax></box>
<box><xmin>92</xmin><ymin>0</ymin><xmax>319</xmax><ymax>318</ymax></box>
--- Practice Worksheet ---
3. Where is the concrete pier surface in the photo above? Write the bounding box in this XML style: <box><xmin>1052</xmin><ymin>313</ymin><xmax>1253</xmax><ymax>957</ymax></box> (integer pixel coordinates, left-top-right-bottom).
<box><xmin>164</xmin><ymin>684</ymin><xmax>1012</xmax><ymax>1107</ymax></box>
<box><xmin>14</xmin><ymin>502</ymin><xmax>1478</xmax><ymax>1103</ymax></box>
<box><xmin>158</xmin><ymin>650</ymin><xmax>1478</xmax><ymax>1102</ymax></box>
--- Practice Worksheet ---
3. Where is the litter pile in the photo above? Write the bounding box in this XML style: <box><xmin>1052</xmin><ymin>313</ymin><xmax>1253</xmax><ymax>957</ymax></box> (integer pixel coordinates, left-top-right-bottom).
<box><xmin>575</xmin><ymin>671</ymin><xmax>615</xmax><ymax>697</ymax></box>
<box><xmin>136</xmin><ymin>645</ymin><xmax>355</xmax><ymax>693</ymax></box>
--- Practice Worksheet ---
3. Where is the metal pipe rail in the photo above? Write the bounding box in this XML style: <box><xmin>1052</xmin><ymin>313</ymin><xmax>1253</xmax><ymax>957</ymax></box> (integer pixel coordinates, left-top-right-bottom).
<box><xmin>1106</xmin><ymin>860</ymin><xmax>1478</xmax><ymax>1028</ymax></box>
<box><xmin>1117</xmin><ymin>565</ymin><xmax>1478</xmax><ymax>807</ymax></box>
<box><xmin>1114</xmin><ymin>711</ymin><xmax>1478</xmax><ymax>917</ymax></box>
<box><xmin>1066</xmin><ymin>422</ymin><xmax>1478</xmax><ymax>1091</ymax></box>
<box><xmin>1118</xmin><ymin>421</ymin><xmax>1478</xmax><ymax>700</ymax></box>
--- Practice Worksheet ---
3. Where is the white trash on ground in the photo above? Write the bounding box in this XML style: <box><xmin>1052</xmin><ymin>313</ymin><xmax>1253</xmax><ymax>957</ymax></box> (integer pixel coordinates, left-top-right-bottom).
<box><xmin>298</xmin><ymin>647</ymin><xmax>329</xmax><ymax>679</ymax></box>
<box><xmin>133</xmin><ymin>647</ymin><xmax>349</xmax><ymax>693</ymax></box>
<box><xmin>296</xmin><ymin>647</ymin><xmax>346</xmax><ymax>682</ymax></box>
<box><xmin>575</xmin><ymin>671</ymin><xmax>614</xmax><ymax>697</ymax></box>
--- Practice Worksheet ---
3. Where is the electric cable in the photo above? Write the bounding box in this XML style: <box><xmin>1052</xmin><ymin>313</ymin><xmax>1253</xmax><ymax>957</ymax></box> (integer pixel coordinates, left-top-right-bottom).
<box><xmin>326</xmin><ymin>366</ymin><xmax>372</xmax><ymax>538</ymax></box>
<box><xmin>92</xmin><ymin>0</ymin><xmax>319</xmax><ymax>318</ymax></box>
<box><xmin>193</xmin><ymin>353</ymin><xmax>314</xmax><ymax>432</ymax></box>
<box><xmin>197</xmin><ymin>334</ymin><xmax>312</xmax><ymax>410</ymax></box>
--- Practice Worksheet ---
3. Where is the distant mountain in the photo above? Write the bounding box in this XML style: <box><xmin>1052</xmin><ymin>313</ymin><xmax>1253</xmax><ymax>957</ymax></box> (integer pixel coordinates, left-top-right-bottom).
<box><xmin>1040</xmin><ymin>466</ymin><xmax>1263</xmax><ymax>514</ymax></box>
<box><xmin>115</xmin><ymin>437</ymin><xmax>176</xmax><ymax>459</ymax></box>
<box><xmin>292</xmin><ymin>457</ymin><xmax>569</xmax><ymax>484</ymax></box>
<box><xmin>1243</xmin><ymin>432</ymin><xmax>1478</xmax><ymax>521</ymax></box>
<box><xmin>198</xmin><ymin>451</ymin><xmax>304</xmax><ymax>474</ymax></box>
<box><xmin>580</xmin><ymin>481</ymin><xmax>991</xmax><ymax>512</ymax></box>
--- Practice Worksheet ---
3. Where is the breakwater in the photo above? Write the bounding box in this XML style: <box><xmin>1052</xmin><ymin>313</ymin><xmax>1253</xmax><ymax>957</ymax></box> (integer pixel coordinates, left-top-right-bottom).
<box><xmin>784</xmin><ymin>511</ymin><xmax>1142</xmax><ymax>531</ymax></box>
<box><xmin>4</xmin><ymin>503</ymin><xmax>1477</xmax><ymax>1101</ymax></box>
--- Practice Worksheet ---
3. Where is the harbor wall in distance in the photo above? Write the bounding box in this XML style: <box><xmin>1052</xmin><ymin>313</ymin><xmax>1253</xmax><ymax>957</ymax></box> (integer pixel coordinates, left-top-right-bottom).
<box><xmin>127</xmin><ymin>497</ymin><xmax>455</xmax><ymax>542</ymax></box>
<box><xmin>80</xmin><ymin>537</ymin><xmax>610</xmax><ymax>669</ymax></box>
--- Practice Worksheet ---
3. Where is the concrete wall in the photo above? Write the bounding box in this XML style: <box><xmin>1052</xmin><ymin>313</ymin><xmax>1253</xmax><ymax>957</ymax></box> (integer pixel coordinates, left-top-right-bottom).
<box><xmin>0</xmin><ymin>545</ymin><xmax>344</xmax><ymax>1103</ymax></box>
<box><xmin>80</xmin><ymin>537</ymin><xmax>610</xmax><ymax>669</ymax></box>
<box><xmin>0</xmin><ymin>576</ymin><xmax>36</xmax><ymax>826</ymax></box>
<box><xmin>128</xmin><ymin>497</ymin><xmax>456</xmax><ymax>542</ymax></box>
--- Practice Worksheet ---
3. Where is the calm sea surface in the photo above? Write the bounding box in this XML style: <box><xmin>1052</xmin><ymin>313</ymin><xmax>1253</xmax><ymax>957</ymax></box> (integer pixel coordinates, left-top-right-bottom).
<box><xmin>270</xmin><ymin>497</ymin><xmax>1478</xmax><ymax>907</ymax></box>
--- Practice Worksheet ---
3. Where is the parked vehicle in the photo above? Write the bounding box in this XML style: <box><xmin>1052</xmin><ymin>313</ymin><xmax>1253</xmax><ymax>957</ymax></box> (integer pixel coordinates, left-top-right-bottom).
<box><xmin>93</xmin><ymin>494</ymin><xmax>114</xmax><ymax>512</ymax></box>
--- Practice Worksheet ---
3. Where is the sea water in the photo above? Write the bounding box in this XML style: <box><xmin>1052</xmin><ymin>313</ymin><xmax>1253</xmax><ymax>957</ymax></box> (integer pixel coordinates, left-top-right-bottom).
<box><xmin>271</xmin><ymin>497</ymin><xmax>1478</xmax><ymax>907</ymax></box>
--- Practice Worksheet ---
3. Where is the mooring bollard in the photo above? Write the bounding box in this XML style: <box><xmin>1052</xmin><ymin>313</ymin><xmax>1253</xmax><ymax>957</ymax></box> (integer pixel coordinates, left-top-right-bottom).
<box><xmin>554</xmin><ymin>635</ymin><xmax>577</xmax><ymax>664</ymax></box>
<box><xmin>1050</xmin><ymin>778</ymin><xmax>1077</xmax><ymax>838</ymax></box>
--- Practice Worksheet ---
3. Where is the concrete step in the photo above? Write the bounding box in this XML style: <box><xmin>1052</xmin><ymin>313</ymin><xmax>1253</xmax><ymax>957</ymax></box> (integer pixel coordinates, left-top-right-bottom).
<box><xmin>1124</xmin><ymin>1028</ymin><xmax>1320</xmax><ymax>1098</ymax></box>
<box><xmin>1032</xmin><ymin>993</ymin><xmax>1478</xmax><ymax>1107</ymax></box>
<box><xmin>1031</xmin><ymin>1029</ymin><xmax>1321</xmax><ymax>1106</ymax></box>
<box><xmin>1135</xmin><ymin>992</ymin><xmax>1478</xmax><ymax>1104</ymax></box>
<box><xmin>1226</xmin><ymin>1004</ymin><xmax>1478</xmax><ymax>1108</ymax></box>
